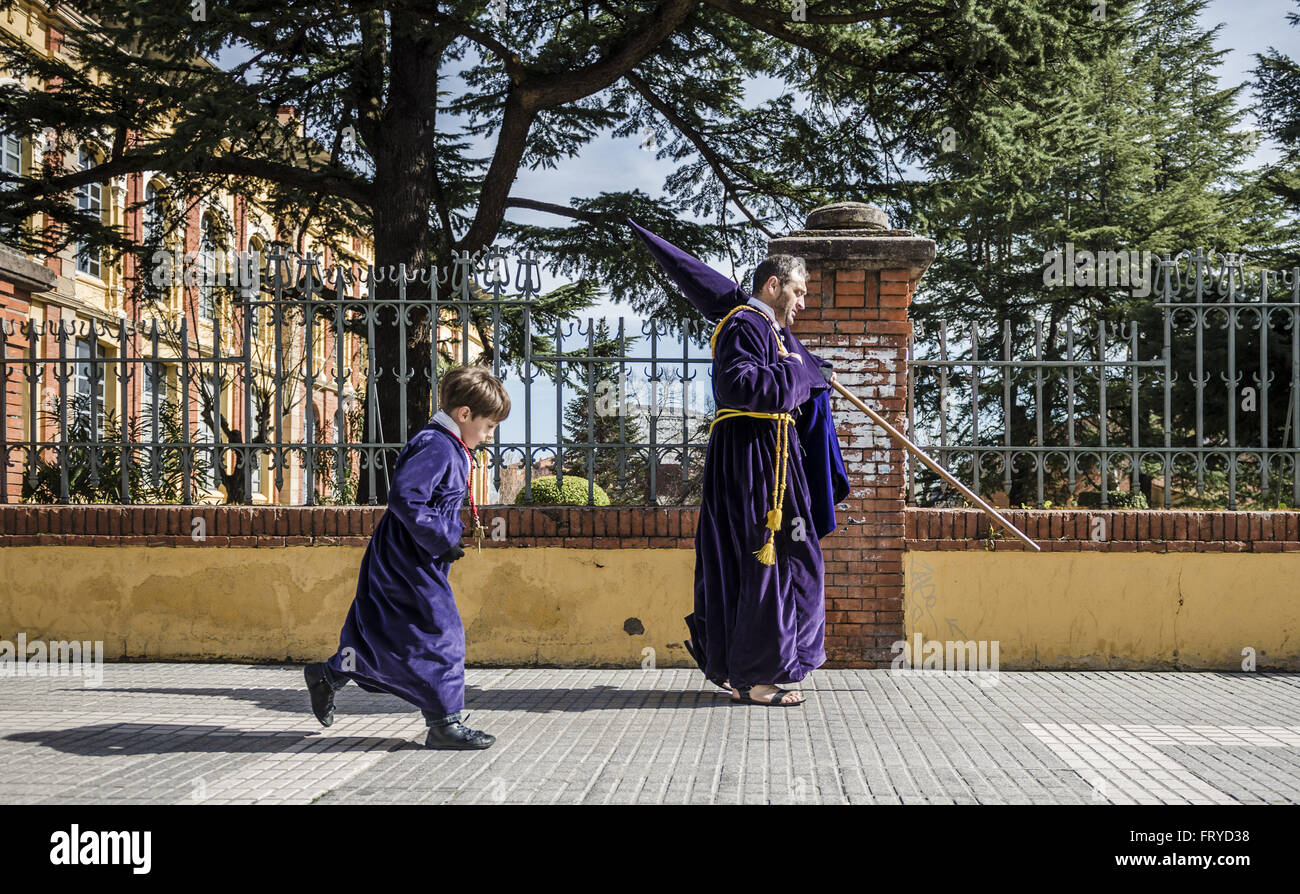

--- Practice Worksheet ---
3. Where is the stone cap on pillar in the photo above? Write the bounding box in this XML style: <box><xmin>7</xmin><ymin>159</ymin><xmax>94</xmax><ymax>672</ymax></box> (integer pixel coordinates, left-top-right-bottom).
<box><xmin>0</xmin><ymin>245</ymin><xmax>57</xmax><ymax>294</ymax></box>
<box><xmin>767</xmin><ymin>201</ymin><xmax>935</xmax><ymax>279</ymax></box>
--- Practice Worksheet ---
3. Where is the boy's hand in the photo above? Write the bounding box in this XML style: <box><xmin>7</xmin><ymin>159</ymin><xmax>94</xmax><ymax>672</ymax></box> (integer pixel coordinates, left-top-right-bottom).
<box><xmin>437</xmin><ymin>543</ymin><xmax>466</xmax><ymax>564</ymax></box>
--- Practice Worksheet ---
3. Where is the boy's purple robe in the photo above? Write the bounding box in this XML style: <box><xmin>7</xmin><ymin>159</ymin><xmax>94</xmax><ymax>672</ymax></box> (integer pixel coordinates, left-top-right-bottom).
<box><xmin>325</xmin><ymin>420</ymin><xmax>469</xmax><ymax>715</ymax></box>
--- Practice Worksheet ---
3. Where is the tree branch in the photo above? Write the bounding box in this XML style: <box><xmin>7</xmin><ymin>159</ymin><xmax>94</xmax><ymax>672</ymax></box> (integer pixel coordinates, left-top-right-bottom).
<box><xmin>624</xmin><ymin>69</ymin><xmax>775</xmax><ymax>238</ymax></box>
<box><xmin>517</xmin><ymin>0</ymin><xmax>699</xmax><ymax>110</ymax></box>
<box><xmin>702</xmin><ymin>0</ymin><xmax>950</xmax><ymax>74</ymax></box>
<box><xmin>503</xmin><ymin>196</ymin><xmax>611</xmax><ymax>224</ymax></box>
<box><xmin>717</xmin><ymin>0</ymin><xmax>942</xmax><ymax>25</ymax></box>
<box><xmin>457</xmin><ymin>0</ymin><xmax>699</xmax><ymax>255</ymax></box>
<box><xmin>23</xmin><ymin>150</ymin><xmax>373</xmax><ymax>206</ymax></box>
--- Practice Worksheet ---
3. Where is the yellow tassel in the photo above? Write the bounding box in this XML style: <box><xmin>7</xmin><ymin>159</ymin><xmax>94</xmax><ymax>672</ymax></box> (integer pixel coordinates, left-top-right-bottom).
<box><xmin>706</xmin><ymin>311</ymin><xmax>798</xmax><ymax>568</ymax></box>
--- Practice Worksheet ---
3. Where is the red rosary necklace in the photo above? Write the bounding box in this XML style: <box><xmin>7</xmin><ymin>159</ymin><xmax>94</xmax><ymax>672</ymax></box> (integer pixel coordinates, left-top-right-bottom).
<box><xmin>443</xmin><ymin>424</ymin><xmax>487</xmax><ymax>552</ymax></box>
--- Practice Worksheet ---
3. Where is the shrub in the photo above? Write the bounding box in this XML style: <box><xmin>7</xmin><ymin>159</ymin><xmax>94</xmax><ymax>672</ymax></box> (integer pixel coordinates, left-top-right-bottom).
<box><xmin>1077</xmin><ymin>490</ymin><xmax>1149</xmax><ymax>509</ymax></box>
<box><xmin>516</xmin><ymin>474</ymin><xmax>610</xmax><ymax>506</ymax></box>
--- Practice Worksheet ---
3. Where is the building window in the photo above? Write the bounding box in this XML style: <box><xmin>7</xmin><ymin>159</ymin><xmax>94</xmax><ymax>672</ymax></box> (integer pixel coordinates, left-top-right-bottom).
<box><xmin>196</xmin><ymin>416</ymin><xmax>219</xmax><ymax>488</ymax></box>
<box><xmin>1</xmin><ymin>131</ymin><xmax>19</xmax><ymax>181</ymax></box>
<box><xmin>73</xmin><ymin>337</ymin><xmax>106</xmax><ymax>438</ymax></box>
<box><xmin>1</xmin><ymin>131</ymin><xmax>19</xmax><ymax>241</ymax></box>
<box><xmin>143</xmin><ymin>182</ymin><xmax>164</xmax><ymax>244</ymax></box>
<box><xmin>246</xmin><ymin>236</ymin><xmax>262</xmax><ymax>338</ymax></box>
<box><xmin>75</xmin><ymin>147</ymin><xmax>102</xmax><ymax>277</ymax></box>
<box><xmin>143</xmin><ymin>181</ymin><xmax>180</xmax><ymax>310</ymax></box>
<box><xmin>199</xmin><ymin>213</ymin><xmax>221</xmax><ymax>322</ymax></box>
<box><xmin>249</xmin><ymin>439</ymin><xmax>263</xmax><ymax>496</ymax></box>
<box><xmin>142</xmin><ymin>361</ymin><xmax>167</xmax><ymax>442</ymax></box>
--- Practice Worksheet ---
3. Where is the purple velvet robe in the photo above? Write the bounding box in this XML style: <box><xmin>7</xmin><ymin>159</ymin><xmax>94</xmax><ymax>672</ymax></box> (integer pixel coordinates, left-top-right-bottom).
<box><xmin>325</xmin><ymin>419</ymin><xmax>469</xmax><ymax>715</ymax></box>
<box><xmin>685</xmin><ymin>308</ymin><xmax>833</xmax><ymax>688</ymax></box>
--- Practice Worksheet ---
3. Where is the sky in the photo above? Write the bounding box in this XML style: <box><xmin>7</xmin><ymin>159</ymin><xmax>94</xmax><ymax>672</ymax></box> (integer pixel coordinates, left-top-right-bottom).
<box><xmin>216</xmin><ymin>1</ymin><xmax>1300</xmax><ymax>447</ymax></box>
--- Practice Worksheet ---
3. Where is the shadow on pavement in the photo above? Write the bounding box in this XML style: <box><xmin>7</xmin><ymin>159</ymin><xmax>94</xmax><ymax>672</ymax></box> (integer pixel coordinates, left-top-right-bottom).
<box><xmin>4</xmin><ymin>723</ymin><xmax>420</xmax><ymax>756</ymax></box>
<box><xmin>40</xmin><ymin>682</ymin><xmax>734</xmax><ymax>717</ymax></box>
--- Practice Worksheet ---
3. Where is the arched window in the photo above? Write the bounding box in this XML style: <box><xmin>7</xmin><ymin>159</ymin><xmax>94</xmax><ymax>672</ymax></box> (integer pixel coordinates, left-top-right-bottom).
<box><xmin>196</xmin><ymin>414</ymin><xmax>219</xmax><ymax>489</ymax></box>
<box><xmin>75</xmin><ymin>147</ymin><xmax>102</xmax><ymax>278</ymax></box>
<box><xmin>249</xmin><ymin>437</ymin><xmax>263</xmax><ymax>497</ymax></box>
<box><xmin>73</xmin><ymin>336</ymin><xmax>106</xmax><ymax>437</ymax></box>
<box><xmin>143</xmin><ymin>181</ymin><xmax>164</xmax><ymax>244</ymax></box>
<box><xmin>141</xmin><ymin>181</ymin><xmax>173</xmax><ymax>308</ymax></box>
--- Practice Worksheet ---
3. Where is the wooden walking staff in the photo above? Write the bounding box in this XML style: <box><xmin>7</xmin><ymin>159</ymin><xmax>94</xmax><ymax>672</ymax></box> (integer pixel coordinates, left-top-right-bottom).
<box><xmin>828</xmin><ymin>377</ymin><xmax>1041</xmax><ymax>552</ymax></box>
<box><xmin>625</xmin><ymin>214</ymin><xmax>1039</xmax><ymax>552</ymax></box>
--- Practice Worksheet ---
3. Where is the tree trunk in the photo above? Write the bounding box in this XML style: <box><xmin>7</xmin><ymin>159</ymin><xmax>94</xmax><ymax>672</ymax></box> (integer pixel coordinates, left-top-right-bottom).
<box><xmin>357</xmin><ymin>14</ymin><xmax>439</xmax><ymax>505</ymax></box>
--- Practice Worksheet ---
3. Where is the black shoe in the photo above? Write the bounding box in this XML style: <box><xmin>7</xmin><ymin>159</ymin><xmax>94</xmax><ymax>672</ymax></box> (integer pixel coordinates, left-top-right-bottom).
<box><xmin>423</xmin><ymin>713</ymin><xmax>495</xmax><ymax>750</ymax></box>
<box><xmin>304</xmin><ymin>663</ymin><xmax>336</xmax><ymax>727</ymax></box>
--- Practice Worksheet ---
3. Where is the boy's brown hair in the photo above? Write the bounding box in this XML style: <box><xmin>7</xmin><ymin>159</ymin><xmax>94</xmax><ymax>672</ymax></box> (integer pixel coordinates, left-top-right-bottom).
<box><xmin>438</xmin><ymin>365</ymin><xmax>511</xmax><ymax>421</ymax></box>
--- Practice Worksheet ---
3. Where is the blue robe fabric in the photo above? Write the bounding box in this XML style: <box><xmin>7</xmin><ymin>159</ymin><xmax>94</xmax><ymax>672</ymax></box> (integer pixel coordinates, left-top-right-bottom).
<box><xmin>786</xmin><ymin>334</ymin><xmax>851</xmax><ymax>537</ymax></box>
<box><xmin>325</xmin><ymin>419</ymin><xmax>469</xmax><ymax>715</ymax></box>
<box><xmin>684</xmin><ymin>308</ymin><xmax>838</xmax><ymax>688</ymax></box>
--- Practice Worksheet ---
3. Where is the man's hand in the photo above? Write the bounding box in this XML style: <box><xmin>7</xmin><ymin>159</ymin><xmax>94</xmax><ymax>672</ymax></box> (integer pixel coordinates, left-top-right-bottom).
<box><xmin>436</xmin><ymin>543</ymin><xmax>466</xmax><ymax>564</ymax></box>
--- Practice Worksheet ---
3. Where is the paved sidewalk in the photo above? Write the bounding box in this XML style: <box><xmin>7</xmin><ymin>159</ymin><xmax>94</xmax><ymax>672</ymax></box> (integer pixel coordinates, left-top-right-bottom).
<box><xmin>0</xmin><ymin>665</ymin><xmax>1298</xmax><ymax>804</ymax></box>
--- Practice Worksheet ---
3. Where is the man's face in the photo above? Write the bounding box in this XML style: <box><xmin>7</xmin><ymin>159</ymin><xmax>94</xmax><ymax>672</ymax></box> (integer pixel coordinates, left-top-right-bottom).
<box><xmin>764</xmin><ymin>268</ymin><xmax>806</xmax><ymax>328</ymax></box>
<box><xmin>450</xmin><ymin>407</ymin><xmax>498</xmax><ymax>450</ymax></box>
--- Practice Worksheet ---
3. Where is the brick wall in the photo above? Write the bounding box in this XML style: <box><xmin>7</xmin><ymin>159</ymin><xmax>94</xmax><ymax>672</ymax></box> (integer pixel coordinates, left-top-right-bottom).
<box><xmin>0</xmin><ymin>246</ymin><xmax>56</xmax><ymax>503</ymax></box>
<box><xmin>908</xmin><ymin>508</ymin><xmax>1300</xmax><ymax>552</ymax></box>
<box><xmin>0</xmin><ymin>504</ymin><xmax>697</xmax><ymax>549</ymax></box>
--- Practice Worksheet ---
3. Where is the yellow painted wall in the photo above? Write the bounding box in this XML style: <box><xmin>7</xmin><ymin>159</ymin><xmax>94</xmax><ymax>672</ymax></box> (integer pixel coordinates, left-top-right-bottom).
<box><xmin>904</xmin><ymin>551</ymin><xmax>1300</xmax><ymax>670</ymax></box>
<box><xmin>6</xmin><ymin>545</ymin><xmax>1296</xmax><ymax>670</ymax></box>
<box><xmin>0</xmin><ymin>546</ymin><xmax>697</xmax><ymax>667</ymax></box>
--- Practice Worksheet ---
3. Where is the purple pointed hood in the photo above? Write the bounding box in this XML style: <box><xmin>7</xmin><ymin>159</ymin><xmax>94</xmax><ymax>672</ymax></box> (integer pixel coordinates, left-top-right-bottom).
<box><xmin>627</xmin><ymin>217</ymin><xmax>748</xmax><ymax>323</ymax></box>
<box><xmin>627</xmin><ymin>216</ymin><xmax>829</xmax><ymax>393</ymax></box>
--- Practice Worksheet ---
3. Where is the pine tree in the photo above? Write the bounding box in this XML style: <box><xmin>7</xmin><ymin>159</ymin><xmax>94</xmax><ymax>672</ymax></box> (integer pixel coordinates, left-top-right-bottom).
<box><xmin>1252</xmin><ymin>0</ymin><xmax>1300</xmax><ymax>271</ymax></box>
<box><xmin>0</xmin><ymin>0</ymin><xmax>1111</xmax><ymax>503</ymax></box>
<box><xmin>901</xmin><ymin>0</ymin><xmax>1292</xmax><ymax>507</ymax></box>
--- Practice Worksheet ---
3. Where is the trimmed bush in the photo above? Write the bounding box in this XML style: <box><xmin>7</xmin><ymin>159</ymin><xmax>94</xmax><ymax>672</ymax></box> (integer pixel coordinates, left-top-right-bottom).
<box><xmin>516</xmin><ymin>474</ymin><xmax>610</xmax><ymax>506</ymax></box>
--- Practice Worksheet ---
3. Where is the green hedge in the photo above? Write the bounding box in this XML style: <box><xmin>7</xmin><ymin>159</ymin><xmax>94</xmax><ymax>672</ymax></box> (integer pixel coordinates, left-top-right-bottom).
<box><xmin>515</xmin><ymin>474</ymin><xmax>610</xmax><ymax>506</ymax></box>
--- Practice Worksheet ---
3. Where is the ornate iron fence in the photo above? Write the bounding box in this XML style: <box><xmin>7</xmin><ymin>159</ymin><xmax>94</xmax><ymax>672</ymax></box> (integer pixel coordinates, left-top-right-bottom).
<box><xmin>1</xmin><ymin>248</ymin><xmax>716</xmax><ymax>506</ymax></box>
<box><xmin>907</xmin><ymin>249</ymin><xmax>1300</xmax><ymax>510</ymax></box>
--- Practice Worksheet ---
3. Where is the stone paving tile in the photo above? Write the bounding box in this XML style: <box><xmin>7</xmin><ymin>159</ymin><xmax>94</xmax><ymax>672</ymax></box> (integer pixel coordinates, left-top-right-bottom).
<box><xmin>0</xmin><ymin>665</ymin><xmax>1297</xmax><ymax>804</ymax></box>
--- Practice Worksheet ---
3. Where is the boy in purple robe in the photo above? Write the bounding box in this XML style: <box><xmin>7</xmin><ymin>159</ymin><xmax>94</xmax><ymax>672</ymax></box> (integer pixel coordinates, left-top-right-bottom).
<box><xmin>304</xmin><ymin>365</ymin><xmax>510</xmax><ymax>749</ymax></box>
<box><xmin>685</xmin><ymin>254</ymin><xmax>838</xmax><ymax>707</ymax></box>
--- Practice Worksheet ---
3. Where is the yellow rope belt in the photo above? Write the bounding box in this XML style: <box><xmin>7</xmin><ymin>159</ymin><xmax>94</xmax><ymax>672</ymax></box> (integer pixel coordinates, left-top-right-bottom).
<box><xmin>708</xmin><ymin>304</ymin><xmax>800</xmax><ymax>567</ymax></box>
<box><xmin>708</xmin><ymin>408</ymin><xmax>794</xmax><ymax>566</ymax></box>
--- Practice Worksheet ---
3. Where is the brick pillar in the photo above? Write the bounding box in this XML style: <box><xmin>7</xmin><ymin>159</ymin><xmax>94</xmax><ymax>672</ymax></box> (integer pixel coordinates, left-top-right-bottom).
<box><xmin>770</xmin><ymin>202</ymin><xmax>934</xmax><ymax>668</ymax></box>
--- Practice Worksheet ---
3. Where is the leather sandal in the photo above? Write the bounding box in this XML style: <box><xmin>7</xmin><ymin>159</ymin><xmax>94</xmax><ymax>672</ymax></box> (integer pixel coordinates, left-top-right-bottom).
<box><xmin>730</xmin><ymin>685</ymin><xmax>804</xmax><ymax>707</ymax></box>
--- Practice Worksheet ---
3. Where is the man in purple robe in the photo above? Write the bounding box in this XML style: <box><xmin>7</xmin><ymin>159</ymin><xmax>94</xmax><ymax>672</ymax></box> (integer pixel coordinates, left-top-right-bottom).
<box><xmin>304</xmin><ymin>365</ymin><xmax>510</xmax><ymax>748</ymax></box>
<box><xmin>685</xmin><ymin>254</ymin><xmax>839</xmax><ymax>706</ymax></box>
